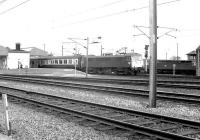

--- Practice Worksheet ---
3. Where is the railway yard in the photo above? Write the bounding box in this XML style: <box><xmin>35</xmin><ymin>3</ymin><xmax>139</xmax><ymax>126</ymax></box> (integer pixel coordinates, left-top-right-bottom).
<box><xmin>0</xmin><ymin>68</ymin><xmax>200</xmax><ymax>140</ymax></box>
<box><xmin>1</xmin><ymin>0</ymin><xmax>200</xmax><ymax>139</ymax></box>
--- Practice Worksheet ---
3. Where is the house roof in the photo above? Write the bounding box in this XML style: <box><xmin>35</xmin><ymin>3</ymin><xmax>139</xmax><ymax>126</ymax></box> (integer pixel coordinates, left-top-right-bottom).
<box><xmin>196</xmin><ymin>45</ymin><xmax>200</xmax><ymax>50</ymax></box>
<box><xmin>8</xmin><ymin>50</ymin><xmax>30</xmax><ymax>53</ymax></box>
<box><xmin>186</xmin><ymin>50</ymin><xmax>196</xmax><ymax>55</ymax></box>
<box><xmin>30</xmin><ymin>47</ymin><xmax>49</xmax><ymax>56</ymax></box>
<box><xmin>23</xmin><ymin>47</ymin><xmax>49</xmax><ymax>57</ymax></box>
<box><xmin>0</xmin><ymin>46</ymin><xmax>8</xmax><ymax>56</ymax></box>
<box><xmin>1</xmin><ymin>46</ymin><xmax>49</xmax><ymax>57</ymax></box>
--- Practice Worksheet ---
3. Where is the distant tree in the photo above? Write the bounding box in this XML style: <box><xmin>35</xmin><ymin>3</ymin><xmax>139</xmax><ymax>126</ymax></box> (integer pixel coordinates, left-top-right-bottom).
<box><xmin>169</xmin><ymin>56</ymin><xmax>181</xmax><ymax>60</ymax></box>
<box><xmin>6</xmin><ymin>47</ymin><xmax>11</xmax><ymax>50</ymax></box>
<box><xmin>103</xmin><ymin>53</ymin><xmax>113</xmax><ymax>56</ymax></box>
<box><xmin>48</xmin><ymin>52</ymin><xmax>54</xmax><ymax>56</ymax></box>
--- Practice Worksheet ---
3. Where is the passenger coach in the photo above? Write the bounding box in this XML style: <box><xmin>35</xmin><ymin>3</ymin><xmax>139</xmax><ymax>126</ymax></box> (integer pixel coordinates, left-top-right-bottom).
<box><xmin>30</xmin><ymin>55</ymin><xmax>82</xmax><ymax>70</ymax></box>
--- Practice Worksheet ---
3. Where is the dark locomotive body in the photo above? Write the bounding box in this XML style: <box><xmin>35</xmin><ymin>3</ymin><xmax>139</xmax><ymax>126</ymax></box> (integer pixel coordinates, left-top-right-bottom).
<box><xmin>81</xmin><ymin>55</ymin><xmax>139</xmax><ymax>75</ymax></box>
<box><xmin>145</xmin><ymin>60</ymin><xmax>196</xmax><ymax>75</ymax></box>
<box><xmin>157</xmin><ymin>60</ymin><xmax>196</xmax><ymax>75</ymax></box>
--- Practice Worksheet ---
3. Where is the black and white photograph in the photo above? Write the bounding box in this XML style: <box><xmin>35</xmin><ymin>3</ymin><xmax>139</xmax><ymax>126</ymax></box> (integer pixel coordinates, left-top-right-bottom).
<box><xmin>0</xmin><ymin>0</ymin><xmax>200</xmax><ymax>139</ymax></box>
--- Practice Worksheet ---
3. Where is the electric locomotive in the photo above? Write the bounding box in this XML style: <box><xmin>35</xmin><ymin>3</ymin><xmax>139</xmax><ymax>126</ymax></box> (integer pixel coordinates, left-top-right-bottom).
<box><xmin>81</xmin><ymin>53</ymin><xmax>143</xmax><ymax>75</ymax></box>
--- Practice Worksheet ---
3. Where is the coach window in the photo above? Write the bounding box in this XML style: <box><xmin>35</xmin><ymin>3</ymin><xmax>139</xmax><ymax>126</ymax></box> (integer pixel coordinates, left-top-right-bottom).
<box><xmin>68</xmin><ymin>59</ymin><xmax>72</xmax><ymax>64</ymax></box>
<box><xmin>64</xmin><ymin>59</ymin><xmax>67</xmax><ymax>64</ymax></box>
<box><xmin>59</xmin><ymin>59</ymin><xmax>63</xmax><ymax>64</ymax></box>
<box><xmin>55</xmin><ymin>60</ymin><xmax>58</xmax><ymax>64</ymax></box>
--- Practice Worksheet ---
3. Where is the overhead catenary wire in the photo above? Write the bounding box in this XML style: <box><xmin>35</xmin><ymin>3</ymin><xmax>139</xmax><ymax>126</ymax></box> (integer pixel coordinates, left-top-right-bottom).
<box><xmin>0</xmin><ymin>0</ymin><xmax>8</xmax><ymax>4</ymax></box>
<box><xmin>0</xmin><ymin>0</ymin><xmax>31</xmax><ymax>16</ymax></box>
<box><xmin>56</xmin><ymin>0</ymin><xmax>181</xmax><ymax>27</ymax></box>
<box><xmin>66</xmin><ymin>0</ymin><xmax>129</xmax><ymax>18</ymax></box>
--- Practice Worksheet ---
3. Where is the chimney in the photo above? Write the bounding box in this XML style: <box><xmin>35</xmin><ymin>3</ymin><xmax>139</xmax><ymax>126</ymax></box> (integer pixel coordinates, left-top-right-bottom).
<box><xmin>16</xmin><ymin>43</ymin><xmax>20</xmax><ymax>51</ymax></box>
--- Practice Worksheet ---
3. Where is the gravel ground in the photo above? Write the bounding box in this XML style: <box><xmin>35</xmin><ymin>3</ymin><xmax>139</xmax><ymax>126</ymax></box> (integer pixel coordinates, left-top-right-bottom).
<box><xmin>0</xmin><ymin>101</ymin><xmax>128</xmax><ymax>140</ymax></box>
<box><xmin>1</xmin><ymin>68</ymin><xmax>200</xmax><ymax>81</ymax></box>
<box><xmin>0</xmin><ymin>80</ymin><xmax>200</xmax><ymax>121</ymax></box>
<box><xmin>0</xmin><ymin>79</ymin><xmax>200</xmax><ymax>139</ymax></box>
<box><xmin>51</xmin><ymin>80</ymin><xmax>200</xmax><ymax>95</ymax></box>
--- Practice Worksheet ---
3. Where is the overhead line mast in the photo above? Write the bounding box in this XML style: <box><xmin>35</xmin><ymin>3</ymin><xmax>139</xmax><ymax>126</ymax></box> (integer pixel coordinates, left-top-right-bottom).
<box><xmin>149</xmin><ymin>0</ymin><xmax>157</xmax><ymax>108</ymax></box>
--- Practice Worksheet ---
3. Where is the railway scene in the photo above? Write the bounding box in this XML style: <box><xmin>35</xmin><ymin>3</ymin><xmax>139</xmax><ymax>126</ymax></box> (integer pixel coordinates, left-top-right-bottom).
<box><xmin>0</xmin><ymin>0</ymin><xmax>200</xmax><ymax>140</ymax></box>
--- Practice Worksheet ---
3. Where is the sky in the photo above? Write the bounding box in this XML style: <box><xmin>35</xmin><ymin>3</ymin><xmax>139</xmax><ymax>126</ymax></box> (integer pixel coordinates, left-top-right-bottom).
<box><xmin>0</xmin><ymin>0</ymin><xmax>200</xmax><ymax>60</ymax></box>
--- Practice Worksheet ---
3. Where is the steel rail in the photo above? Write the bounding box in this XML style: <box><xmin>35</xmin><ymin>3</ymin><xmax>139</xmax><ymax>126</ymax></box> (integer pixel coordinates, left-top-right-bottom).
<box><xmin>0</xmin><ymin>76</ymin><xmax>200</xmax><ymax>104</ymax></box>
<box><xmin>0</xmin><ymin>86</ymin><xmax>199</xmax><ymax>139</ymax></box>
<box><xmin>0</xmin><ymin>74</ymin><xmax>200</xmax><ymax>89</ymax></box>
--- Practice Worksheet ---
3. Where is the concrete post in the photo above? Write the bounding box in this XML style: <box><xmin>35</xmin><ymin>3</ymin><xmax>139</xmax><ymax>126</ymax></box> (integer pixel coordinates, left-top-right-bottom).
<box><xmin>149</xmin><ymin>0</ymin><xmax>157</xmax><ymax>108</ymax></box>
<box><xmin>196</xmin><ymin>46</ymin><xmax>200</xmax><ymax>76</ymax></box>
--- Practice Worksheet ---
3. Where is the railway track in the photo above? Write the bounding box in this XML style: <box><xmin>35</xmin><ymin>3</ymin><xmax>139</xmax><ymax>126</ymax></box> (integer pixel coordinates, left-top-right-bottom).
<box><xmin>1</xmin><ymin>74</ymin><xmax>200</xmax><ymax>90</ymax></box>
<box><xmin>0</xmin><ymin>86</ymin><xmax>200</xmax><ymax>140</ymax></box>
<box><xmin>0</xmin><ymin>75</ymin><xmax>200</xmax><ymax>104</ymax></box>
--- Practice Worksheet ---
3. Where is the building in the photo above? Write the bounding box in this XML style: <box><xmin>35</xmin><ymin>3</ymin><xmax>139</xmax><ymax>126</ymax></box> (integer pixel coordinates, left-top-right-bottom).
<box><xmin>7</xmin><ymin>43</ymin><xmax>30</xmax><ymax>69</ymax></box>
<box><xmin>186</xmin><ymin>50</ymin><xmax>196</xmax><ymax>61</ymax></box>
<box><xmin>0</xmin><ymin>46</ymin><xmax>8</xmax><ymax>69</ymax></box>
<box><xmin>186</xmin><ymin>45</ymin><xmax>200</xmax><ymax>76</ymax></box>
<box><xmin>22</xmin><ymin>47</ymin><xmax>49</xmax><ymax>58</ymax></box>
<box><xmin>196</xmin><ymin>46</ymin><xmax>200</xmax><ymax>76</ymax></box>
<box><xmin>186</xmin><ymin>50</ymin><xmax>196</xmax><ymax>67</ymax></box>
<box><xmin>0</xmin><ymin>43</ymin><xmax>30</xmax><ymax>69</ymax></box>
<box><xmin>0</xmin><ymin>44</ymin><xmax>51</xmax><ymax>69</ymax></box>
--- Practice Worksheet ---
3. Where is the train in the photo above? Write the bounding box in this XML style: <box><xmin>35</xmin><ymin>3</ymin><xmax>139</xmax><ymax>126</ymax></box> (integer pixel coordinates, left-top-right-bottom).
<box><xmin>157</xmin><ymin>60</ymin><xmax>196</xmax><ymax>75</ymax></box>
<box><xmin>144</xmin><ymin>59</ymin><xmax>196</xmax><ymax>75</ymax></box>
<box><xmin>30</xmin><ymin>53</ymin><xmax>143</xmax><ymax>75</ymax></box>
<box><xmin>30</xmin><ymin>54</ymin><xmax>196</xmax><ymax>75</ymax></box>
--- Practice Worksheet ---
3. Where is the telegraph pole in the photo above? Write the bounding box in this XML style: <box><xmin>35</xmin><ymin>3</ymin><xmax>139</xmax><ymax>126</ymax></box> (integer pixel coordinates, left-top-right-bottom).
<box><xmin>177</xmin><ymin>42</ymin><xmax>178</xmax><ymax>60</ymax></box>
<box><xmin>62</xmin><ymin>45</ymin><xmax>63</xmax><ymax>56</ymax></box>
<box><xmin>124</xmin><ymin>47</ymin><xmax>127</xmax><ymax>54</ymax></box>
<box><xmin>67</xmin><ymin>37</ymin><xmax>89</xmax><ymax>78</ymax></box>
<box><xmin>149</xmin><ymin>0</ymin><xmax>157</xmax><ymax>108</ymax></box>
<box><xmin>44</xmin><ymin>44</ymin><xmax>45</xmax><ymax>51</ymax></box>
<box><xmin>97</xmin><ymin>36</ymin><xmax>103</xmax><ymax>56</ymax></box>
<box><xmin>145</xmin><ymin>45</ymin><xmax>149</xmax><ymax>73</ymax></box>
<box><xmin>101</xmin><ymin>45</ymin><xmax>103</xmax><ymax>56</ymax></box>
